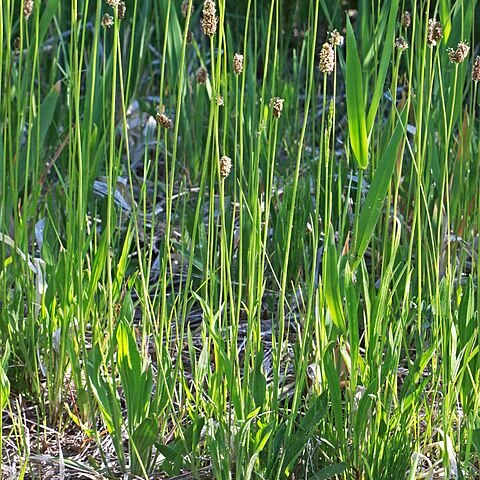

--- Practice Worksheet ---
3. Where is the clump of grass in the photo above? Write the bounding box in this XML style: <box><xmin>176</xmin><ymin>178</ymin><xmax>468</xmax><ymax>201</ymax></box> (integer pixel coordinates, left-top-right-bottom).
<box><xmin>1</xmin><ymin>0</ymin><xmax>480</xmax><ymax>478</ymax></box>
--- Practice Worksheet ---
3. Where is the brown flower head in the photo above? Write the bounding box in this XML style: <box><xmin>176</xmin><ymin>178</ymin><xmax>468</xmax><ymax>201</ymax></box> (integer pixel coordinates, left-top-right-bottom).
<box><xmin>23</xmin><ymin>0</ymin><xmax>34</xmax><ymax>20</ymax></box>
<box><xmin>219</xmin><ymin>155</ymin><xmax>232</xmax><ymax>179</ymax></box>
<box><xmin>472</xmin><ymin>56</ymin><xmax>480</xmax><ymax>82</ymax></box>
<box><xmin>447</xmin><ymin>41</ymin><xmax>469</xmax><ymax>64</ymax></box>
<box><xmin>196</xmin><ymin>67</ymin><xmax>208</xmax><ymax>84</ymax></box>
<box><xmin>270</xmin><ymin>97</ymin><xmax>284</xmax><ymax>119</ymax></box>
<box><xmin>401</xmin><ymin>11</ymin><xmax>411</xmax><ymax>29</ymax></box>
<box><xmin>156</xmin><ymin>113</ymin><xmax>173</xmax><ymax>129</ymax></box>
<box><xmin>427</xmin><ymin>18</ymin><xmax>443</xmax><ymax>47</ymax></box>
<box><xmin>186</xmin><ymin>30</ymin><xmax>193</xmax><ymax>44</ymax></box>
<box><xmin>328</xmin><ymin>29</ymin><xmax>344</xmax><ymax>47</ymax></box>
<box><xmin>117</xmin><ymin>1</ymin><xmax>126</xmax><ymax>19</ymax></box>
<box><xmin>13</xmin><ymin>37</ymin><xmax>21</xmax><ymax>54</ymax></box>
<box><xmin>201</xmin><ymin>0</ymin><xmax>218</xmax><ymax>37</ymax></box>
<box><xmin>181</xmin><ymin>0</ymin><xmax>193</xmax><ymax>17</ymax></box>
<box><xmin>395</xmin><ymin>37</ymin><xmax>409</xmax><ymax>52</ymax></box>
<box><xmin>101</xmin><ymin>13</ymin><xmax>114</xmax><ymax>28</ymax></box>
<box><xmin>318</xmin><ymin>42</ymin><xmax>335</xmax><ymax>74</ymax></box>
<box><xmin>233</xmin><ymin>53</ymin><xmax>244</xmax><ymax>75</ymax></box>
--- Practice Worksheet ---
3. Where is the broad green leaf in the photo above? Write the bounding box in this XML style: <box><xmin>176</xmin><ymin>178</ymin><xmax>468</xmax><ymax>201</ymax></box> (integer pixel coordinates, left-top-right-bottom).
<box><xmin>323</xmin><ymin>348</ymin><xmax>344</xmax><ymax>442</ymax></box>
<box><xmin>17</xmin><ymin>82</ymin><xmax>61</xmax><ymax>194</ymax></box>
<box><xmin>130</xmin><ymin>417</ymin><xmax>158</xmax><ymax>476</ymax></box>
<box><xmin>311</xmin><ymin>462</ymin><xmax>348</xmax><ymax>479</ymax></box>
<box><xmin>345</xmin><ymin>263</ymin><xmax>359</xmax><ymax>387</ymax></box>
<box><xmin>0</xmin><ymin>342</ymin><xmax>11</xmax><ymax>410</ymax></box>
<box><xmin>346</xmin><ymin>15</ymin><xmax>368</xmax><ymax>169</ymax></box>
<box><xmin>38</xmin><ymin>0</ymin><xmax>61</xmax><ymax>43</ymax></box>
<box><xmin>281</xmin><ymin>392</ymin><xmax>328</xmax><ymax>476</ymax></box>
<box><xmin>439</xmin><ymin>0</ymin><xmax>452</xmax><ymax>40</ymax></box>
<box><xmin>86</xmin><ymin>346</ymin><xmax>125</xmax><ymax>469</ymax></box>
<box><xmin>353</xmin><ymin>108</ymin><xmax>407</xmax><ymax>268</ymax></box>
<box><xmin>34</xmin><ymin>82</ymin><xmax>61</xmax><ymax>151</ymax></box>
<box><xmin>366</xmin><ymin>0</ymin><xmax>399</xmax><ymax>132</ymax></box>
<box><xmin>116</xmin><ymin>312</ymin><xmax>153</xmax><ymax>432</ymax></box>
<box><xmin>323</xmin><ymin>227</ymin><xmax>346</xmax><ymax>333</ymax></box>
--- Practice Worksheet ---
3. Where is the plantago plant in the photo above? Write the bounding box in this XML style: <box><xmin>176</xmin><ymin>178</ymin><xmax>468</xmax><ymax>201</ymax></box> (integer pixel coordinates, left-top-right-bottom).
<box><xmin>1</xmin><ymin>0</ymin><xmax>480</xmax><ymax>478</ymax></box>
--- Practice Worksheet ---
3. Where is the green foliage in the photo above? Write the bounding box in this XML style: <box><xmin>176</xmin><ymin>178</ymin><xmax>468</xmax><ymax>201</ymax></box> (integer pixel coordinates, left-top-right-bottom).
<box><xmin>2</xmin><ymin>0</ymin><xmax>480</xmax><ymax>478</ymax></box>
<box><xmin>345</xmin><ymin>15</ymin><xmax>369</xmax><ymax>169</ymax></box>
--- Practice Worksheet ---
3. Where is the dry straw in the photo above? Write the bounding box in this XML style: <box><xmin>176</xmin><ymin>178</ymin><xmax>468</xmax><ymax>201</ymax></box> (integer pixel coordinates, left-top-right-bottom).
<box><xmin>201</xmin><ymin>0</ymin><xmax>218</xmax><ymax>37</ymax></box>
<box><xmin>318</xmin><ymin>42</ymin><xmax>335</xmax><ymax>74</ymax></box>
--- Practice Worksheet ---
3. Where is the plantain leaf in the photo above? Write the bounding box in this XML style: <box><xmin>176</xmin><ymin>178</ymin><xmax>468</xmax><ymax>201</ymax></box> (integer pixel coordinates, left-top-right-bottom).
<box><xmin>281</xmin><ymin>392</ymin><xmax>328</xmax><ymax>476</ymax></box>
<box><xmin>311</xmin><ymin>462</ymin><xmax>348</xmax><ymax>479</ymax></box>
<box><xmin>323</xmin><ymin>227</ymin><xmax>346</xmax><ymax>333</ymax></box>
<box><xmin>0</xmin><ymin>342</ymin><xmax>11</xmax><ymax>410</ymax></box>
<box><xmin>116</xmin><ymin>310</ymin><xmax>153</xmax><ymax>432</ymax></box>
<box><xmin>346</xmin><ymin>15</ymin><xmax>369</xmax><ymax>169</ymax></box>
<box><xmin>366</xmin><ymin>0</ymin><xmax>399</xmax><ymax>133</ymax></box>
<box><xmin>352</xmin><ymin>108</ymin><xmax>407</xmax><ymax>269</ymax></box>
<box><xmin>130</xmin><ymin>416</ymin><xmax>158</xmax><ymax>476</ymax></box>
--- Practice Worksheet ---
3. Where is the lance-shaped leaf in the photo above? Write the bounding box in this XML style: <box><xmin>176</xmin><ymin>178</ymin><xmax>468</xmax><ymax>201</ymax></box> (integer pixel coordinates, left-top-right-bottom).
<box><xmin>346</xmin><ymin>15</ymin><xmax>369</xmax><ymax>169</ymax></box>
<box><xmin>353</xmin><ymin>108</ymin><xmax>407</xmax><ymax>269</ymax></box>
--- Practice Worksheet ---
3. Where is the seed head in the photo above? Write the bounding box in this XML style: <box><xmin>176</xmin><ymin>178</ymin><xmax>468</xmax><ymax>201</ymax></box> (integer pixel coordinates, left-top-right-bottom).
<box><xmin>156</xmin><ymin>113</ymin><xmax>173</xmax><ymax>130</ymax></box>
<box><xmin>328</xmin><ymin>29</ymin><xmax>344</xmax><ymax>47</ymax></box>
<box><xmin>472</xmin><ymin>56</ymin><xmax>480</xmax><ymax>82</ymax></box>
<box><xmin>216</xmin><ymin>95</ymin><xmax>224</xmax><ymax>106</ymax></box>
<box><xmin>270</xmin><ymin>97</ymin><xmax>284</xmax><ymax>119</ymax></box>
<box><xmin>401</xmin><ymin>11</ymin><xmax>411</xmax><ymax>29</ymax></box>
<box><xmin>101</xmin><ymin>13</ymin><xmax>114</xmax><ymax>28</ymax></box>
<box><xmin>427</xmin><ymin>18</ymin><xmax>443</xmax><ymax>47</ymax></box>
<box><xmin>395</xmin><ymin>37</ymin><xmax>409</xmax><ymax>52</ymax></box>
<box><xmin>23</xmin><ymin>0</ymin><xmax>34</xmax><ymax>20</ymax></box>
<box><xmin>447</xmin><ymin>41</ymin><xmax>469</xmax><ymax>64</ymax></box>
<box><xmin>219</xmin><ymin>155</ymin><xmax>232</xmax><ymax>179</ymax></box>
<box><xmin>117</xmin><ymin>1</ymin><xmax>126</xmax><ymax>19</ymax></box>
<box><xmin>233</xmin><ymin>53</ymin><xmax>244</xmax><ymax>75</ymax></box>
<box><xmin>186</xmin><ymin>30</ymin><xmax>193</xmax><ymax>44</ymax></box>
<box><xmin>196</xmin><ymin>67</ymin><xmax>208</xmax><ymax>84</ymax></box>
<box><xmin>318</xmin><ymin>42</ymin><xmax>335</xmax><ymax>74</ymax></box>
<box><xmin>181</xmin><ymin>0</ymin><xmax>193</xmax><ymax>17</ymax></box>
<box><xmin>201</xmin><ymin>0</ymin><xmax>218</xmax><ymax>37</ymax></box>
<box><xmin>105</xmin><ymin>0</ymin><xmax>119</xmax><ymax>6</ymax></box>
<box><xmin>13</xmin><ymin>37</ymin><xmax>21</xmax><ymax>54</ymax></box>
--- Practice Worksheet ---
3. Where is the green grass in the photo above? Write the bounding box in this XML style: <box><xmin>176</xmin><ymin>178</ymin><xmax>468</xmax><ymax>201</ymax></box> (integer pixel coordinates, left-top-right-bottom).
<box><xmin>1</xmin><ymin>0</ymin><xmax>480</xmax><ymax>478</ymax></box>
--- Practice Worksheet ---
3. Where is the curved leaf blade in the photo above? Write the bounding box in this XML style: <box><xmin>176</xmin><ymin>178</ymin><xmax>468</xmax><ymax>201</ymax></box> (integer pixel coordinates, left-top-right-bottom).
<box><xmin>346</xmin><ymin>15</ymin><xmax>369</xmax><ymax>169</ymax></box>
